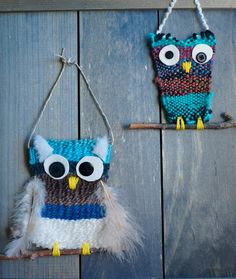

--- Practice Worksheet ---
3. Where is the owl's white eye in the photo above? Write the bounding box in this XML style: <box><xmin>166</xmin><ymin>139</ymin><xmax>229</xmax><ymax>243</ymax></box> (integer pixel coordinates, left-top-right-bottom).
<box><xmin>192</xmin><ymin>44</ymin><xmax>213</xmax><ymax>64</ymax></box>
<box><xmin>44</xmin><ymin>154</ymin><xmax>69</xmax><ymax>180</ymax></box>
<box><xmin>159</xmin><ymin>45</ymin><xmax>180</xmax><ymax>66</ymax></box>
<box><xmin>76</xmin><ymin>156</ymin><xmax>104</xmax><ymax>182</ymax></box>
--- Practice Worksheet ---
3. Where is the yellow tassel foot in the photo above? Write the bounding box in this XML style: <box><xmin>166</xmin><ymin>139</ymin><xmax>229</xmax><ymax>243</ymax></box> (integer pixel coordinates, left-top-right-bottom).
<box><xmin>81</xmin><ymin>242</ymin><xmax>91</xmax><ymax>255</ymax></box>
<box><xmin>52</xmin><ymin>242</ymin><xmax>60</xmax><ymax>256</ymax></box>
<box><xmin>176</xmin><ymin>117</ymin><xmax>185</xmax><ymax>130</ymax></box>
<box><xmin>197</xmin><ymin>117</ymin><xmax>204</xmax><ymax>130</ymax></box>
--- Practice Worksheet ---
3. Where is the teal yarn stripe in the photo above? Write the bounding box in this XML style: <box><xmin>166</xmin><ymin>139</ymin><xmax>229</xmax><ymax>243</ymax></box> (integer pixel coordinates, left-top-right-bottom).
<box><xmin>29</xmin><ymin>138</ymin><xmax>112</xmax><ymax>165</ymax></box>
<box><xmin>161</xmin><ymin>92</ymin><xmax>214</xmax><ymax>124</ymax></box>
<box><xmin>147</xmin><ymin>32</ymin><xmax>216</xmax><ymax>48</ymax></box>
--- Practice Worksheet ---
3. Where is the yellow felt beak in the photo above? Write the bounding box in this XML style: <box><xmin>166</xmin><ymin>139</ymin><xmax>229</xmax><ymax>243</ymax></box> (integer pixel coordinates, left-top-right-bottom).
<box><xmin>182</xmin><ymin>61</ymin><xmax>192</xmax><ymax>73</ymax></box>
<box><xmin>68</xmin><ymin>176</ymin><xmax>79</xmax><ymax>190</ymax></box>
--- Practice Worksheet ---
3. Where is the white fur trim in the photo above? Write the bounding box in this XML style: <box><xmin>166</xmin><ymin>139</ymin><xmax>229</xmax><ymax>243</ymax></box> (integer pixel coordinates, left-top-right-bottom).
<box><xmin>33</xmin><ymin>135</ymin><xmax>53</xmax><ymax>163</ymax></box>
<box><xmin>28</xmin><ymin>218</ymin><xmax>105</xmax><ymax>249</ymax></box>
<box><xmin>93</xmin><ymin>136</ymin><xmax>109</xmax><ymax>161</ymax></box>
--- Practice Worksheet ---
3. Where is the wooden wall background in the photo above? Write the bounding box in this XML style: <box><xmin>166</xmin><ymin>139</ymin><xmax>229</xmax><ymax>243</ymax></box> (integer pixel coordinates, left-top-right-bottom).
<box><xmin>0</xmin><ymin>6</ymin><xmax>235</xmax><ymax>279</ymax></box>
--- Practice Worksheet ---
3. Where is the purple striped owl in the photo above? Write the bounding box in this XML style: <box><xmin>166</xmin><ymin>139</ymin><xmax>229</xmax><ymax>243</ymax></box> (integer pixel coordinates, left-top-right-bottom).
<box><xmin>148</xmin><ymin>30</ymin><xmax>216</xmax><ymax>127</ymax></box>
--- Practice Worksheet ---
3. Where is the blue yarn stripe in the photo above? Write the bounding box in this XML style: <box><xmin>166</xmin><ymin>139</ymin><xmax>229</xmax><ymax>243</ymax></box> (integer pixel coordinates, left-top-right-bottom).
<box><xmin>41</xmin><ymin>204</ymin><xmax>106</xmax><ymax>220</ymax></box>
<box><xmin>155</xmin><ymin>66</ymin><xmax>212</xmax><ymax>78</ymax></box>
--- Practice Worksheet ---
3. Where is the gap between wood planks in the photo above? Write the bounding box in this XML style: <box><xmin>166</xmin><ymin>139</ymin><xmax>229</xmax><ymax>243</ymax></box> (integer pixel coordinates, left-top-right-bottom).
<box><xmin>128</xmin><ymin>113</ymin><xmax>236</xmax><ymax>130</ymax></box>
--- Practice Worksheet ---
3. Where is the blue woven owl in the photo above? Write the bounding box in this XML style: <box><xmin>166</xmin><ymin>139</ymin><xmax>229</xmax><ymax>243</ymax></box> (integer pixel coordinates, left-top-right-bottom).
<box><xmin>5</xmin><ymin>50</ymin><xmax>141</xmax><ymax>259</ymax></box>
<box><xmin>5</xmin><ymin>135</ymin><xmax>140</xmax><ymax>259</ymax></box>
<box><xmin>148</xmin><ymin>30</ymin><xmax>216</xmax><ymax>128</ymax></box>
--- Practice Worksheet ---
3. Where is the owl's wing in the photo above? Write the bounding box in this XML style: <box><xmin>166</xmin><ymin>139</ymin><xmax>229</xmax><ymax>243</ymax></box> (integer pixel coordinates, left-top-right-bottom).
<box><xmin>5</xmin><ymin>177</ymin><xmax>46</xmax><ymax>257</ymax></box>
<box><xmin>97</xmin><ymin>182</ymin><xmax>143</xmax><ymax>261</ymax></box>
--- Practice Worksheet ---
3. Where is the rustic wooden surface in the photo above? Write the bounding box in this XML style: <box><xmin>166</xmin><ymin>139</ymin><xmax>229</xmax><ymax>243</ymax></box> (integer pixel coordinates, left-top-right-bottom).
<box><xmin>0</xmin><ymin>8</ymin><xmax>236</xmax><ymax>279</ymax></box>
<box><xmin>0</xmin><ymin>0</ymin><xmax>235</xmax><ymax>12</ymax></box>
<box><xmin>79</xmin><ymin>10</ymin><xmax>163</xmax><ymax>279</ymax></box>
<box><xmin>161</xmin><ymin>10</ymin><xmax>236</xmax><ymax>278</ymax></box>
<box><xmin>0</xmin><ymin>12</ymin><xmax>80</xmax><ymax>279</ymax></box>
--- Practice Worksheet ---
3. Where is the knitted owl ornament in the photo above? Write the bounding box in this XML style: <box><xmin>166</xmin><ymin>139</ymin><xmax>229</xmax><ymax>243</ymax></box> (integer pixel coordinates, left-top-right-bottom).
<box><xmin>5</xmin><ymin>50</ymin><xmax>141</xmax><ymax>260</ymax></box>
<box><xmin>147</xmin><ymin>0</ymin><xmax>216</xmax><ymax>129</ymax></box>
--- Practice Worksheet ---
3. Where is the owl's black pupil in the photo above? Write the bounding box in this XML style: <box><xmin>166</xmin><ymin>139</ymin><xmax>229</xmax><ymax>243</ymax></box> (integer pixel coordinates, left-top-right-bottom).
<box><xmin>49</xmin><ymin>162</ymin><xmax>65</xmax><ymax>178</ymax></box>
<box><xmin>196</xmin><ymin>52</ymin><xmax>207</xmax><ymax>63</ymax></box>
<box><xmin>79</xmin><ymin>162</ymin><xmax>94</xmax><ymax>176</ymax></box>
<box><xmin>165</xmin><ymin>51</ymin><xmax>174</xmax><ymax>59</ymax></box>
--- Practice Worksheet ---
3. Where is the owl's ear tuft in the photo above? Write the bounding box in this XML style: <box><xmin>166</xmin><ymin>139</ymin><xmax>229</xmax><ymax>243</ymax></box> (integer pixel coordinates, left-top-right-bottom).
<box><xmin>33</xmin><ymin>135</ymin><xmax>53</xmax><ymax>163</ymax></box>
<box><xmin>93</xmin><ymin>136</ymin><xmax>109</xmax><ymax>161</ymax></box>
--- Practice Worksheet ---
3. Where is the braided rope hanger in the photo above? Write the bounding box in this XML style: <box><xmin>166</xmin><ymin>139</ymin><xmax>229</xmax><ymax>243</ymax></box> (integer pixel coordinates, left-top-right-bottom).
<box><xmin>157</xmin><ymin>0</ymin><xmax>209</xmax><ymax>34</ymax></box>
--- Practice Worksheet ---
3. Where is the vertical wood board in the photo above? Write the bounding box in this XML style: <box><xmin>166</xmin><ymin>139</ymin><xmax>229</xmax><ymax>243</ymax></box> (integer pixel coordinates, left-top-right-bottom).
<box><xmin>79</xmin><ymin>11</ymin><xmax>163</xmax><ymax>279</ymax></box>
<box><xmin>161</xmin><ymin>10</ymin><xmax>236</xmax><ymax>278</ymax></box>
<box><xmin>0</xmin><ymin>12</ymin><xmax>80</xmax><ymax>279</ymax></box>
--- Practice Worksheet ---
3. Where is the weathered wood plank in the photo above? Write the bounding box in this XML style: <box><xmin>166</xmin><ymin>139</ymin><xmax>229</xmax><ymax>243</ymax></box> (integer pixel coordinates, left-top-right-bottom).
<box><xmin>79</xmin><ymin>11</ymin><xmax>163</xmax><ymax>279</ymax></box>
<box><xmin>0</xmin><ymin>12</ymin><xmax>80</xmax><ymax>279</ymax></box>
<box><xmin>161</xmin><ymin>10</ymin><xmax>236</xmax><ymax>277</ymax></box>
<box><xmin>0</xmin><ymin>0</ymin><xmax>235</xmax><ymax>12</ymax></box>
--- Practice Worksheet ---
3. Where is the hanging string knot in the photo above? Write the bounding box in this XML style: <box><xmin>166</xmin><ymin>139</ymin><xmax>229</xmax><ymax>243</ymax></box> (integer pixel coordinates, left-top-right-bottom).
<box><xmin>56</xmin><ymin>54</ymin><xmax>76</xmax><ymax>66</ymax></box>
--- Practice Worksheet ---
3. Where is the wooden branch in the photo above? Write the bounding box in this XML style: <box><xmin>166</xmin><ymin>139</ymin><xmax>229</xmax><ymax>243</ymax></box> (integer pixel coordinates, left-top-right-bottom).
<box><xmin>128</xmin><ymin>113</ymin><xmax>236</xmax><ymax>130</ymax></box>
<box><xmin>0</xmin><ymin>248</ymin><xmax>99</xmax><ymax>260</ymax></box>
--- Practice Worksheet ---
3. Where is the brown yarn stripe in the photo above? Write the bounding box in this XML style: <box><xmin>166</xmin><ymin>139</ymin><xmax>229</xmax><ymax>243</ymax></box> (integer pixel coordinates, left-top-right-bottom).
<box><xmin>40</xmin><ymin>175</ymin><xmax>102</xmax><ymax>206</ymax></box>
<box><xmin>155</xmin><ymin>76</ymin><xmax>211</xmax><ymax>96</ymax></box>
